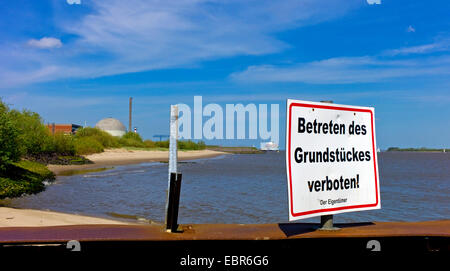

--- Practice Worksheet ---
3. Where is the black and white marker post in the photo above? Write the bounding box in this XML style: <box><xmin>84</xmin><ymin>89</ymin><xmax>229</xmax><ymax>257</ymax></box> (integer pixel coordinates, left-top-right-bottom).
<box><xmin>165</xmin><ymin>105</ymin><xmax>182</xmax><ymax>232</ymax></box>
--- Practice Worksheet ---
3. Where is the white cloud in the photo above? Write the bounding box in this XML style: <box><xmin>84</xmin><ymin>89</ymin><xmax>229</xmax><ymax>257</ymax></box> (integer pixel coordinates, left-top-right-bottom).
<box><xmin>1</xmin><ymin>0</ymin><xmax>360</xmax><ymax>86</ymax></box>
<box><xmin>66</xmin><ymin>0</ymin><xmax>81</xmax><ymax>5</ymax></box>
<box><xmin>230</xmin><ymin>55</ymin><xmax>450</xmax><ymax>84</ymax></box>
<box><xmin>27</xmin><ymin>37</ymin><xmax>63</xmax><ymax>49</ymax></box>
<box><xmin>367</xmin><ymin>0</ymin><xmax>381</xmax><ymax>5</ymax></box>
<box><xmin>384</xmin><ymin>39</ymin><xmax>450</xmax><ymax>56</ymax></box>
<box><xmin>66</xmin><ymin>0</ymin><xmax>357</xmax><ymax>67</ymax></box>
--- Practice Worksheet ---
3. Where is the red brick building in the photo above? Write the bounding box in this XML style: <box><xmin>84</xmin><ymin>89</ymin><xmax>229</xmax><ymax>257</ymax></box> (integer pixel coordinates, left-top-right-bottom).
<box><xmin>46</xmin><ymin>124</ymin><xmax>82</xmax><ymax>135</ymax></box>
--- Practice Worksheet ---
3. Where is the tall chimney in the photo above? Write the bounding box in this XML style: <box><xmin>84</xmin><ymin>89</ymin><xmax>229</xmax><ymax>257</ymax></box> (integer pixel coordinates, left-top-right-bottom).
<box><xmin>129</xmin><ymin>97</ymin><xmax>133</xmax><ymax>132</ymax></box>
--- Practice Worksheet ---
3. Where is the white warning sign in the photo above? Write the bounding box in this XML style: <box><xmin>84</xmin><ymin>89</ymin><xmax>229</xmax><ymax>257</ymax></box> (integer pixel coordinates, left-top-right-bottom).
<box><xmin>286</xmin><ymin>99</ymin><xmax>381</xmax><ymax>221</ymax></box>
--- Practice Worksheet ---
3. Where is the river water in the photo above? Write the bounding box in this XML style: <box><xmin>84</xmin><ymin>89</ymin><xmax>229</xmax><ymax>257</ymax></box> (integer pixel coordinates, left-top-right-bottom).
<box><xmin>5</xmin><ymin>152</ymin><xmax>450</xmax><ymax>224</ymax></box>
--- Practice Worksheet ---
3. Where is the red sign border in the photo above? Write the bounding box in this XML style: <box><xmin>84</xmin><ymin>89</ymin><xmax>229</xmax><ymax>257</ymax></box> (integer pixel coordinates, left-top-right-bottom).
<box><xmin>287</xmin><ymin>102</ymin><xmax>379</xmax><ymax>218</ymax></box>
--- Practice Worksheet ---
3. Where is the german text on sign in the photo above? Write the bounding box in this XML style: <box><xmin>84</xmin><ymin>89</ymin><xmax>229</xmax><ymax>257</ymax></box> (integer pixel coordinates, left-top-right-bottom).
<box><xmin>286</xmin><ymin>99</ymin><xmax>381</xmax><ymax>221</ymax></box>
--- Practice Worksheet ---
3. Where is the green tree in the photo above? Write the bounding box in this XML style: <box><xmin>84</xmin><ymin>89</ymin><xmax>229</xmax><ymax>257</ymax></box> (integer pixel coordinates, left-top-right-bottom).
<box><xmin>0</xmin><ymin>100</ymin><xmax>21</xmax><ymax>170</ymax></box>
<box><xmin>8</xmin><ymin>109</ymin><xmax>53</xmax><ymax>155</ymax></box>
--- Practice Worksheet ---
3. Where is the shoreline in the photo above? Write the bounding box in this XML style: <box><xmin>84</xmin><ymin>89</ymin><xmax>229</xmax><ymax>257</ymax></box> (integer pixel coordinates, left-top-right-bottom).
<box><xmin>0</xmin><ymin>149</ymin><xmax>227</xmax><ymax>227</ymax></box>
<box><xmin>0</xmin><ymin>207</ymin><xmax>133</xmax><ymax>227</ymax></box>
<box><xmin>48</xmin><ymin>149</ymin><xmax>228</xmax><ymax>175</ymax></box>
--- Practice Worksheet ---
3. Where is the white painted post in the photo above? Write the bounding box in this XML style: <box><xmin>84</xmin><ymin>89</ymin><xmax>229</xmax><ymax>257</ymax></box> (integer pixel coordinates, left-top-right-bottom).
<box><xmin>165</xmin><ymin>105</ymin><xmax>179</xmax><ymax>229</ymax></box>
<box><xmin>168</xmin><ymin>105</ymin><xmax>178</xmax><ymax>175</ymax></box>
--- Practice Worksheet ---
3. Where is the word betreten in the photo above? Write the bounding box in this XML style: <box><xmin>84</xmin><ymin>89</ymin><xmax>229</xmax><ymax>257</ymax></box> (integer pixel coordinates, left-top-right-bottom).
<box><xmin>294</xmin><ymin>147</ymin><xmax>371</xmax><ymax>164</ymax></box>
<box><xmin>308</xmin><ymin>174</ymin><xmax>360</xmax><ymax>192</ymax></box>
<box><xmin>298</xmin><ymin>118</ymin><xmax>367</xmax><ymax>135</ymax></box>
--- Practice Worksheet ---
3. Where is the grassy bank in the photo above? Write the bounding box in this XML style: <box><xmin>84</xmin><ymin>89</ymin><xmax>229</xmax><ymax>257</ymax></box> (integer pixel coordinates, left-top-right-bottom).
<box><xmin>0</xmin><ymin>160</ymin><xmax>55</xmax><ymax>199</ymax></box>
<box><xmin>74</xmin><ymin>128</ymin><xmax>206</xmax><ymax>154</ymax></box>
<box><xmin>0</xmin><ymin>97</ymin><xmax>206</xmax><ymax>199</ymax></box>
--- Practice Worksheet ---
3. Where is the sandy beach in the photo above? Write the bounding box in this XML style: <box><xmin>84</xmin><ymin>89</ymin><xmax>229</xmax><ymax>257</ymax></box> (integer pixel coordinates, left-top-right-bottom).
<box><xmin>48</xmin><ymin>148</ymin><xmax>227</xmax><ymax>175</ymax></box>
<box><xmin>0</xmin><ymin>207</ymin><xmax>131</xmax><ymax>227</ymax></box>
<box><xmin>0</xmin><ymin>149</ymin><xmax>226</xmax><ymax>227</ymax></box>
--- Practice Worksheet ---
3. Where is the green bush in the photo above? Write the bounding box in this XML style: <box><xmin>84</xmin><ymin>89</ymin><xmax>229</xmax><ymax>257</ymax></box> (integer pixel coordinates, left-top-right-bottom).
<box><xmin>119</xmin><ymin>132</ymin><xmax>145</xmax><ymax>147</ymax></box>
<box><xmin>143</xmin><ymin>140</ymin><xmax>156</xmax><ymax>148</ymax></box>
<box><xmin>122</xmin><ymin>131</ymin><xmax>143</xmax><ymax>142</ymax></box>
<box><xmin>0</xmin><ymin>100</ymin><xmax>22</xmax><ymax>170</ymax></box>
<box><xmin>155</xmin><ymin>140</ymin><xmax>169</xmax><ymax>148</ymax></box>
<box><xmin>140</xmin><ymin>139</ymin><xmax>206</xmax><ymax>150</ymax></box>
<box><xmin>74</xmin><ymin>137</ymin><xmax>104</xmax><ymax>155</ymax></box>
<box><xmin>75</xmin><ymin>127</ymin><xmax>105</xmax><ymax>137</ymax></box>
<box><xmin>8</xmin><ymin>109</ymin><xmax>53</xmax><ymax>155</ymax></box>
<box><xmin>118</xmin><ymin>137</ymin><xmax>145</xmax><ymax>148</ymax></box>
<box><xmin>52</xmin><ymin>132</ymin><xmax>76</xmax><ymax>155</ymax></box>
<box><xmin>75</xmin><ymin>127</ymin><xmax>120</xmax><ymax>148</ymax></box>
<box><xmin>74</xmin><ymin>127</ymin><xmax>120</xmax><ymax>155</ymax></box>
<box><xmin>178</xmin><ymin>140</ymin><xmax>206</xmax><ymax>150</ymax></box>
<box><xmin>1</xmin><ymin>100</ymin><xmax>79</xmax><ymax>158</ymax></box>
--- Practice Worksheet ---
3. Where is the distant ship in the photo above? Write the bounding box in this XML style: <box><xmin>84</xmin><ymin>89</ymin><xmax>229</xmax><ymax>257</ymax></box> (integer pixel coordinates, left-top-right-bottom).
<box><xmin>377</xmin><ymin>148</ymin><xmax>381</xmax><ymax>153</ymax></box>
<box><xmin>260</xmin><ymin>141</ymin><xmax>279</xmax><ymax>151</ymax></box>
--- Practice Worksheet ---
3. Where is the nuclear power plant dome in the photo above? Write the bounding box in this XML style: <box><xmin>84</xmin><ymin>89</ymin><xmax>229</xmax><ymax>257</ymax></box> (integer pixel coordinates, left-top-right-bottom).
<box><xmin>95</xmin><ymin>118</ymin><xmax>126</xmax><ymax>137</ymax></box>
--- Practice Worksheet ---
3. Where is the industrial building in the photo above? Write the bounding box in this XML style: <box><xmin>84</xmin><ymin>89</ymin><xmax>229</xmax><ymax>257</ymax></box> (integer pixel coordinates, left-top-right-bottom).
<box><xmin>95</xmin><ymin>118</ymin><xmax>127</xmax><ymax>137</ymax></box>
<box><xmin>46</xmin><ymin>123</ymin><xmax>82</xmax><ymax>135</ymax></box>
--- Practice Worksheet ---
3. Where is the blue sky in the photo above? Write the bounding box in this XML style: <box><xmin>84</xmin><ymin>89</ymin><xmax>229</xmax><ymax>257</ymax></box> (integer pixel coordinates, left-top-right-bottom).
<box><xmin>0</xmin><ymin>0</ymin><xmax>449</xmax><ymax>149</ymax></box>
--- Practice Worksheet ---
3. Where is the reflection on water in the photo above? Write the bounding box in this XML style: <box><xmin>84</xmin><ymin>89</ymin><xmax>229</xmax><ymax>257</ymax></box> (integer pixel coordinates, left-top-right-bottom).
<box><xmin>5</xmin><ymin>152</ymin><xmax>450</xmax><ymax>224</ymax></box>
<box><xmin>58</xmin><ymin>167</ymin><xmax>114</xmax><ymax>176</ymax></box>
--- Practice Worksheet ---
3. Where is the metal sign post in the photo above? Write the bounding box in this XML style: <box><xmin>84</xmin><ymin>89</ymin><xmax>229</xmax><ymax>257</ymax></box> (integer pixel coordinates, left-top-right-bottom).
<box><xmin>318</xmin><ymin>101</ymin><xmax>339</xmax><ymax>231</ymax></box>
<box><xmin>165</xmin><ymin>105</ymin><xmax>182</xmax><ymax>232</ymax></box>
